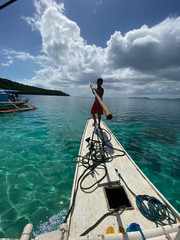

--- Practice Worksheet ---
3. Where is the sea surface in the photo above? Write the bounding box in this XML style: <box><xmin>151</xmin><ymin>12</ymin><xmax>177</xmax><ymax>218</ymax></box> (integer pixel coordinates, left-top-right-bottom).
<box><xmin>0</xmin><ymin>95</ymin><xmax>180</xmax><ymax>238</ymax></box>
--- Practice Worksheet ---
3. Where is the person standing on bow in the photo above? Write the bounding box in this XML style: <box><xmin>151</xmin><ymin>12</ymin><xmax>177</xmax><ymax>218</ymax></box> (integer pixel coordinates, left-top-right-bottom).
<box><xmin>90</xmin><ymin>78</ymin><xmax>104</xmax><ymax>128</ymax></box>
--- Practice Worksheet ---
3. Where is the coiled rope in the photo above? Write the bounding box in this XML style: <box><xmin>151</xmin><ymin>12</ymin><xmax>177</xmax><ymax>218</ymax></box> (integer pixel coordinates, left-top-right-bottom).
<box><xmin>115</xmin><ymin>169</ymin><xmax>177</xmax><ymax>227</ymax></box>
<box><xmin>64</xmin><ymin>124</ymin><xmax>177</xmax><ymax>234</ymax></box>
<box><xmin>63</xmin><ymin>126</ymin><xmax>125</xmax><ymax>228</ymax></box>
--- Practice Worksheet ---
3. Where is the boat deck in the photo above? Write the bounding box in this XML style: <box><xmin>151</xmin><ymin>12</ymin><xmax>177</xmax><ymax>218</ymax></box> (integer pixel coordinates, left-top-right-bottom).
<box><xmin>67</xmin><ymin>119</ymin><xmax>180</xmax><ymax>239</ymax></box>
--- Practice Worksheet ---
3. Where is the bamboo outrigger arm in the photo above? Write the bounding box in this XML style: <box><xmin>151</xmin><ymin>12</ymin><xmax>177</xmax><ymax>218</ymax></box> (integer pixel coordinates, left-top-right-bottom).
<box><xmin>90</xmin><ymin>82</ymin><xmax>113</xmax><ymax>120</ymax></box>
<box><xmin>0</xmin><ymin>102</ymin><xmax>37</xmax><ymax>113</ymax></box>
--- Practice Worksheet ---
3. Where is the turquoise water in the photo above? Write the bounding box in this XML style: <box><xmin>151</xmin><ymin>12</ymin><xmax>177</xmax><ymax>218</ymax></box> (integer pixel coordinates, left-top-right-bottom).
<box><xmin>0</xmin><ymin>96</ymin><xmax>180</xmax><ymax>238</ymax></box>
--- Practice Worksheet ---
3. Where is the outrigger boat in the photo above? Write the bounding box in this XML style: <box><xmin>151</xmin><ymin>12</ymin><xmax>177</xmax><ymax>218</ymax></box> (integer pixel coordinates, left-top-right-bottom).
<box><xmin>2</xmin><ymin>83</ymin><xmax>179</xmax><ymax>239</ymax></box>
<box><xmin>35</xmin><ymin>119</ymin><xmax>180</xmax><ymax>240</ymax></box>
<box><xmin>0</xmin><ymin>89</ymin><xmax>37</xmax><ymax>113</ymax></box>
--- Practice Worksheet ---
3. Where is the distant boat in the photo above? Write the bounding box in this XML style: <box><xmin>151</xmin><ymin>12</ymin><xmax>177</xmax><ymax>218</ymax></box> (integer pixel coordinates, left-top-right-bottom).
<box><xmin>0</xmin><ymin>89</ymin><xmax>37</xmax><ymax>113</ymax></box>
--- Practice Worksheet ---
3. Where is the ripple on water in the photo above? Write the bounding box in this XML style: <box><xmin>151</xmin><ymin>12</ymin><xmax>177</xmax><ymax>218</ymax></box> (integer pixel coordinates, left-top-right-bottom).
<box><xmin>32</xmin><ymin>210</ymin><xmax>67</xmax><ymax>237</ymax></box>
<box><xmin>0</xmin><ymin>96</ymin><xmax>180</xmax><ymax>238</ymax></box>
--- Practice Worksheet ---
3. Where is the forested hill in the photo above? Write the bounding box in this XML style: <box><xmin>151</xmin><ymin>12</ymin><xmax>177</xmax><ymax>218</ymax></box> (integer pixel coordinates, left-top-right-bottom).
<box><xmin>0</xmin><ymin>78</ymin><xmax>70</xmax><ymax>96</ymax></box>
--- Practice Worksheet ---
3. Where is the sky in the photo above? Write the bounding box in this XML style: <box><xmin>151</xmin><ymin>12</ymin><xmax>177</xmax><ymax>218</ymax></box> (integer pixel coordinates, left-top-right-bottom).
<box><xmin>0</xmin><ymin>0</ymin><xmax>180</xmax><ymax>98</ymax></box>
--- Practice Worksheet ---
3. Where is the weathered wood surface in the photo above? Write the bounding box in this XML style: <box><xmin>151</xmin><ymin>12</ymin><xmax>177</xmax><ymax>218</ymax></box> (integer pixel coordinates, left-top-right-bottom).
<box><xmin>68</xmin><ymin>119</ymin><xmax>180</xmax><ymax>239</ymax></box>
<box><xmin>20</xmin><ymin>224</ymin><xmax>33</xmax><ymax>240</ymax></box>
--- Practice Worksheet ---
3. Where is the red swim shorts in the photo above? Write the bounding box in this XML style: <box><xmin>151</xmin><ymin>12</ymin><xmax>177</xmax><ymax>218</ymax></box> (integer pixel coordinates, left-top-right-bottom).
<box><xmin>91</xmin><ymin>101</ymin><xmax>103</xmax><ymax>115</ymax></box>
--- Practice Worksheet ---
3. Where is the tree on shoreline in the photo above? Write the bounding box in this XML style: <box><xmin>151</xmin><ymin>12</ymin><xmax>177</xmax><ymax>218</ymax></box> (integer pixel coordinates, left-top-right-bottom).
<box><xmin>0</xmin><ymin>78</ymin><xmax>70</xmax><ymax>96</ymax></box>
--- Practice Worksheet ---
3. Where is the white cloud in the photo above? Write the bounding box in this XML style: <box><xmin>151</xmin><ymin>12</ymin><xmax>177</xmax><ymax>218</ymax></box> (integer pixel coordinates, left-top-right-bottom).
<box><xmin>2</xmin><ymin>48</ymin><xmax>53</xmax><ymax>68</ymax></box>
<box><xmin>1</xmin><ymin>49</ymin><xmax>13</xmax><ymax>66</ymax></box>
<box><xmin>105</xmin><ymin>17</ymin><xmax>180</xmax><ymax>72</ymax></box>
<box><xmin>1</xmin><ymin>59</ymin><xmax>13</xmax><ymax>67</ymax></box>
<box><xmin>2</xmin><ymin>0</ymin><xmax>180</xmax><ymax>97</ymax></box>
<box><xmin>40</xmin><ymin>6</ymin><xmax>84</xmax><ymax>66</ymax></box>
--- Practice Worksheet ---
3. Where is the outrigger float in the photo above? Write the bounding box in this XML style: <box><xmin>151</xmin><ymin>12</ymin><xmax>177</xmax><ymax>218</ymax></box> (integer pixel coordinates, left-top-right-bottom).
<box><xmin>0</xmin><ymin>89</ymin><xmax>37</xmax><ymax>113</ymax></box>
<box><xmin>33</xmin><ymin>119</ymin><xmax>180</xmax><ymax>240</ymax></box>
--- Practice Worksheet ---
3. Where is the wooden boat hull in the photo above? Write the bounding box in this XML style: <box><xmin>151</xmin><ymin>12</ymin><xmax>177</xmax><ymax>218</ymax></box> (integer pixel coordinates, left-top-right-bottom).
<box><xmin>0</xmin><ymin>98</ymin><xmax>29</xmax><ymax>108</ymax></box>
<box><xmin>0</xmin><ymin>90</ymin><xmax>37</xmax><ymax>113</ymax></box>
<box><xmin>0</xmin><ymin>99</ymin><xmax>37</xmax><ymax>113</ymax></box>
<box><xmin>67</xmin><ymin>119</ymin><xmax>180</xmax><ymax>240</ymax></box>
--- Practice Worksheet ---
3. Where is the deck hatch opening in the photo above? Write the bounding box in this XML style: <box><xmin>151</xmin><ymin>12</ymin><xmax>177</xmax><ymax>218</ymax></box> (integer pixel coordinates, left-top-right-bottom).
<box><xmin>105</xmin><ymin>186</ymin><xmax>132</xmax><ymax>209</ymax></box>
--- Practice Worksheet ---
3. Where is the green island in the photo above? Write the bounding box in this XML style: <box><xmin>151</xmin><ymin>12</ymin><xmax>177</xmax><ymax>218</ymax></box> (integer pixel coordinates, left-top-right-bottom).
<box><xmin>0</xmin><ymin>77</ymin><xmax>70</xmax><ymax>96</ymax></box>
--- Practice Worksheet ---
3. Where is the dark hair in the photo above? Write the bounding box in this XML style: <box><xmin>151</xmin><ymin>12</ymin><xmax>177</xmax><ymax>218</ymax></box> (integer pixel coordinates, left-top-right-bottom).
<box><xmin>97</xmin><ymin>78</ymin><xmax>103</xmax><ymax>83</ymax></box>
